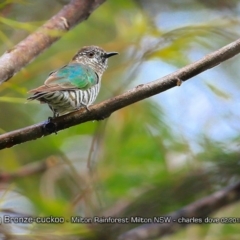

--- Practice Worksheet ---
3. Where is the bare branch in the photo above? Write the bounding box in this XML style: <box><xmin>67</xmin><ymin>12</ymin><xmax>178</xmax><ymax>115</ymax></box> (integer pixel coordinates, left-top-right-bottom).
<box><xmin>118</xmin><ymin>181</ymin><xmax>240</xmax><ymax>240</ymax></box>
<box><xmin>0</xmin><ymin>157</ymin><xmax>59</xmax><ymax>182</ymax></box>
<box><xmin>0</xmin><ymin>37</ymin><xmax>240</xmax><ymax>149</ymax></box>
<box><xmin>0</xmin><ymin>0</ymin><xmax>106</xmax><ymax>84</ymax></box>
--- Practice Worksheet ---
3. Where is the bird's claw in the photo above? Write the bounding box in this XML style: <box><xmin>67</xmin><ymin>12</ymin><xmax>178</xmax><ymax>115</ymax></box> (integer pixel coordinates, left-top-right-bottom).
<box><xmin>83</xmin><ymin>105</ymin><xmax>90</xmax><ymax>112</ymax></box>
<box><xmin>43</xmin><ymin>117</ymin><xmax>58</xmax><ymax>134</ymax></box>
<box><xmin>60</xmin><ymin>17</ymin><xmax>69</xmax><ymax>29</ymax></box>
<box><xmin>176</xmin><ymin>77</ymin><xmax>182</xmax><ymax>86</ymax></box>
<box><xmin>48</xmin><ymin>117</ymin><xmax>54</xmax><ymax>122</ymax></box>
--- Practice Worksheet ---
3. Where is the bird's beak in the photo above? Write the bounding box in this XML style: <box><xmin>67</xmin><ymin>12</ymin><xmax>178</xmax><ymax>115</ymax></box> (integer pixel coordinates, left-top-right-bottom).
<box><xmin>105</xmin><ymin>52</ymin><xmax>118</xmax><ymax>58</ymax></box>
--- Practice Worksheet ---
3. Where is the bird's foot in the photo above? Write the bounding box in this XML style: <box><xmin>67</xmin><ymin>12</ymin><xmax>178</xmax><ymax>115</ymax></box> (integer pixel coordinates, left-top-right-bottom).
<box><xmin>83</xmin><ymin>104</ymin><xmax>90</xmax><ymax>112</ymax></box>
<box><xmin>60</xmin><ymin>17</ymin><xmax>69</xmax><ymax>29</ymax></box>
<box><xmin>43</xmin><ymin>117</ymin><xmax>58</xmax><ymax>135</ymax></box>
<box><xmin>176</xmin><ymin>77</ymin><xmax>183</xmax><ymax>86</ymax></box>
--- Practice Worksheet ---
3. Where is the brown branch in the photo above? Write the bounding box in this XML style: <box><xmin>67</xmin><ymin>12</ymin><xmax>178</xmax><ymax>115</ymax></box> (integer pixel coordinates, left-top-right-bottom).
<box><xmin>118</xmin><ymin>181</ymin><xmax>240</xmax><ymax>240</ymax></box>
<box><xmin>0</xmin><ymin>157</ymin><xmax>59</xmax><ymax>182</ymax></box>
<box><xmin>0</xmin><ymin>0</ymin><xmax>106</xmax><ymax>84</ymax></box>
<box><xmin>0</xmin><ymin>37</ymin><xmax>240</xmax><ymax>149</ymax></box>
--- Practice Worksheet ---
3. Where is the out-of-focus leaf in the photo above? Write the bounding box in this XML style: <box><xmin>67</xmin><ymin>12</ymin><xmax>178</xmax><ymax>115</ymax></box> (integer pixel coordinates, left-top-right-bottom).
<box><xmin>0</xmin><ymin>16</ymin><xmax>41</xmax><ymax>31</ymax></box>
<box><xmin>0</xmin><ymin>96</ymin><xmax>34</xmax><ymax>103</ymax></box>
<box><xmin>206</xmin><ymin>82</ymin><xmax>231</xmax><ymax>100</ymax></box>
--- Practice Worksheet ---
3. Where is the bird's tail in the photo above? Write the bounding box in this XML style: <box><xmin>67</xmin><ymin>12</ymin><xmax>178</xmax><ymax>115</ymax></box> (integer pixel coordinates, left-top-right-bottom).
<box><xmin>27</xmin><ymin>92</ymin><xmax>46</xmax><ymax>103</ymax></box>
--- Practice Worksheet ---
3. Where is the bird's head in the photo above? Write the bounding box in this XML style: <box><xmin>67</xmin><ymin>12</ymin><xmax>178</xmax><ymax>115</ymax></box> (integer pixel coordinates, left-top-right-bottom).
<box><xmin>72</xmin><ymin>46</ymin><xmax>118</xmax><ymax>75</ymax></box>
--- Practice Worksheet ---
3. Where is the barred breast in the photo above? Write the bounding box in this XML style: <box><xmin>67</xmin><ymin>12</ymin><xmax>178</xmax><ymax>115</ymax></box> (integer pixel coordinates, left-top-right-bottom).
<box><xmin>36</xmin><ymin>83</ymin><xmax>101</xmax><ymax>117</ymax></box>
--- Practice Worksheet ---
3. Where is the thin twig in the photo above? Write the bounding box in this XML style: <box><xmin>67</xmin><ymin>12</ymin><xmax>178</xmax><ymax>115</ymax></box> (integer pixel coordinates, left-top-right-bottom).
<box><xmin>0</xmin><ymin>157</ymin><xmax>59</xmax><ymax>182</ymax></box>
<box><xmin>0</xmin><ymin>37</ymin><xmax>240</xmax><ymax>149</ymax></box>
<box><xmin>0</xmin><ymin>0</ymin><xmax>106</xmax><ymax>84</ymax></box>
<box><xmin>118</xmin><ymin>180</ymin><xmax>240</xmax><ymax>240</ymax></box>
<box><xmin>87</xmin><ymin>121</ymin><xmax>107</xmax><ymax>171</ymax></box>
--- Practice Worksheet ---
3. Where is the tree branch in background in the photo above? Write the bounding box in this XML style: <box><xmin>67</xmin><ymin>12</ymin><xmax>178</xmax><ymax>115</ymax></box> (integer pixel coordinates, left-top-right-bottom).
<box><xmin>0</xmin><ymin>0</ymin><xmax>105</xmax><ymax>84</ymax></box>
<box><xmin>0</xmin><ymin>157</ymin><xmax>59</xmax><ymax>182</ymax></box>
<box><xmin>118</xmin><ymin>180</ymin><xmax>240</xmax><ymax>240</ymax></box>
<box><xmin>0</xmin><ymin>37</ymin><xmax>240</xmax><ymax>150</ymax></box>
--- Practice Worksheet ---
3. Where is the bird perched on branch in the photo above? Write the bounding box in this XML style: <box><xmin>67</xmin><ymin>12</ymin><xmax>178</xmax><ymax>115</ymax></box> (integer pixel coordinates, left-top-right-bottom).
<box><xmin>27</xmin><ymin>45</ymin><xmax>118</xmax><ymax>118</ymax></box>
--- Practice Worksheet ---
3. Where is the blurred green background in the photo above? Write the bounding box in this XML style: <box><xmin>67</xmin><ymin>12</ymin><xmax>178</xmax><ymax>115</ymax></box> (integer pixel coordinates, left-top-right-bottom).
<box><xmin>0</xmin><ymin>0</ymin><xmax>240</xmax><ymax>239</ymax></box>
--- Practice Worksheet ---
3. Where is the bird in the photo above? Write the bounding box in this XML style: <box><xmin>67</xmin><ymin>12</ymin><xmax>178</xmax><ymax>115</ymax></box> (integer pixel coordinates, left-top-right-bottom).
<box><xmin>27</xmin><ymin>45</ymin><xmax>118</xmax><ymax>118</ymax></box>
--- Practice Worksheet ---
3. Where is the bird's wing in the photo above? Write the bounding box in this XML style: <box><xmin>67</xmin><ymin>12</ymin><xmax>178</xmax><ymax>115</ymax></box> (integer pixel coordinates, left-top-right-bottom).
<box><xmin>28</xmin><ymin>63</ymin><xmax>98</xmax><ymax>93</ymax></box>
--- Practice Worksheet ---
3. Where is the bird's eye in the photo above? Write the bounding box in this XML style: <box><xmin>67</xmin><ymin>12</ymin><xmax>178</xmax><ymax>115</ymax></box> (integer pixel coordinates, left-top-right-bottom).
<box><xmin>87</xmin><ymin>52</ymin><xmax>94</xmax><ymax>58</ymax></box>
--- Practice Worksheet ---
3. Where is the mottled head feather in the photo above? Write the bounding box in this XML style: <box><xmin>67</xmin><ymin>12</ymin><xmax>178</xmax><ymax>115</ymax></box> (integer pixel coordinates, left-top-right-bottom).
<box><xmin>72</xmin><ymin>45</ymin><xmax>118</xmax><ymax>76</ymax></box>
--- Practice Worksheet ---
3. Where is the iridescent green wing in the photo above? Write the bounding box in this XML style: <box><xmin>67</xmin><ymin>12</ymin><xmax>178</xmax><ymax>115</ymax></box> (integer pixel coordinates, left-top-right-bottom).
<box><xmin>44</xmin><ymin>62</ymin><xmax>98</xmax><ymax>90</ymax></box>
